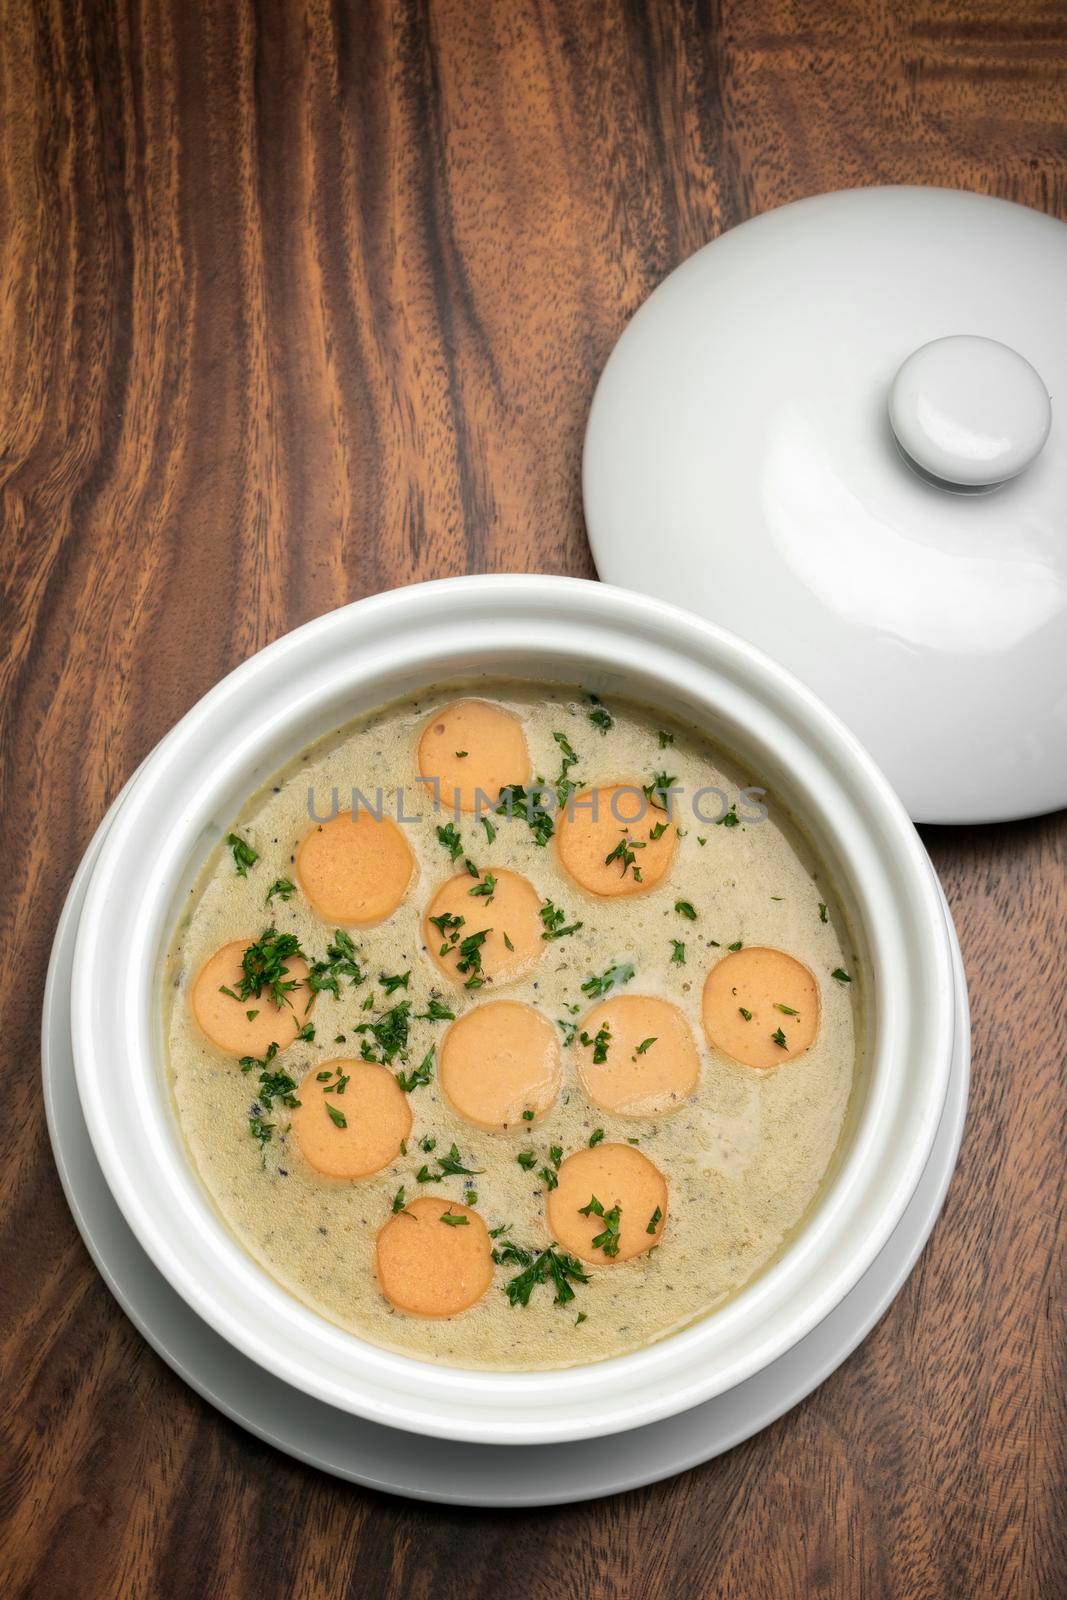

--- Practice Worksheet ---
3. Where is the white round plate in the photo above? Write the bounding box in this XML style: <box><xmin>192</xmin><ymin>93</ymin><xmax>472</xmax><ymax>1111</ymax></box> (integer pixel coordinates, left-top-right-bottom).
<box><xmin>43</xmin><ymin>794</ymin><xmax>969</xmax><ymax>1507</ymax></box>
<box><xmin>584</xmin><ymin>185</ymin><xmax>1067</xmax><ymax>825</ymax></box>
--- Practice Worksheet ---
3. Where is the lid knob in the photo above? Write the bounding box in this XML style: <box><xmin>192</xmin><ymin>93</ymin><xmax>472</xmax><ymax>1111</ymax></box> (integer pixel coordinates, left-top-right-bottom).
<box><xmin>888</xmin><ymin>334</ymin><xmax>1051</xmax><ymax>489</ymax></box>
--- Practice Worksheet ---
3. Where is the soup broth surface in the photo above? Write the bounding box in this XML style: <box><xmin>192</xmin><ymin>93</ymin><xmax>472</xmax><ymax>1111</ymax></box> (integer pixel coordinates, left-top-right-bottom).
<box><xmin>166</xmin><ymin>682</ymin><xmax>861</xmax><ymax>1370</ymax></box>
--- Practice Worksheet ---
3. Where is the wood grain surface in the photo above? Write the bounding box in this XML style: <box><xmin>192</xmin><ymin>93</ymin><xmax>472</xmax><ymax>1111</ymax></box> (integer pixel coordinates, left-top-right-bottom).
<box><xmin>2</xmin><ymin>2</ymin><xmax>1064</xmax><ymax>1596</ymax></box>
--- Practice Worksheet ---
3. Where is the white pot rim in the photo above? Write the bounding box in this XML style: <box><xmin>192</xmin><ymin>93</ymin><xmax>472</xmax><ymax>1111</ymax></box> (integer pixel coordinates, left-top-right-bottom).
<box><xmin>71</xmin><ymin>574</ymin><xmax>956</xmax><ymax>1445</ymax></box>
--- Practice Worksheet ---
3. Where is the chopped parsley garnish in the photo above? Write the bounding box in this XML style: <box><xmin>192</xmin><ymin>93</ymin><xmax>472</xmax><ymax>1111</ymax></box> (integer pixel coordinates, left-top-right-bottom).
<box><xmin>557</xmin><ymin>1018</ymin><xmax>579</xmax><ymax>1047</ymax></box>
<box><xmin>649</xmin><ymin>820</ymin><xmax>668</xmax><ymax>841</ymax></box>
<box><xmin>429</xmin><ymin>910</ymin><xmax>464</xmax><ymax>945</ymax></box>
<box><xmin>589</xmin><ymin>1128</ymin><xmax>605</xmax><ymax>1147</ymax></box>
<box><xmin>657</xmin><ymin>730</ymin><xmax>674</xmax><ymax>748</ymax></box>
<box><xmin>469</xmin><ymin>871</ymin><xmax>496</xmax><ymax>901</ymax></box>
<box><xmin>540</xmin><ymin>899</ymin><xmax>583</xmax><ymax>941</ymax></box>
<box><xmin>646</xmin><ymin>1205</ymin><xmax>663</xmax><ymax>1235</ymax></box>
<box><xmin>551</xmin><ymin>730</ymin><xmax>582</xmax><ymax>810</ymax></box>
<box><xmin>226</xmin><ymin>832</ymin><xmax>259</xmax><ymax>876</ymax></box>
<box><xmin>480</xmin><ymin>817</ymin><xmax>496</xmax><ymax>847</ymax></box>
<box><xmin>391</xmin><ymin>1187</ymin><xmax>408</xmax><ymax>1214</ymax></box>
<box><xmin>717</xmin><ymin>805</ymin><xmax>741</xmax><ymax>828</ymax></box>
<box><xmin>416</xmin><ymin>997</ymin><xmax>455</xmax><ymax>1022</ymax></box>
<box><xmin>455</xmin><ymin>928</ymin><xmax>490</xmax><ymax>988</ymax></box>
<box><xmin>517</xmin><ymin>1150</ymin><xmax>537</xmax><ymax>1170</ymax></box>
<box><xmin>306</xmin><ymin>929</ymin><xmax>364</xmax><ymax>1003</ymax></box>
<box><xmin>643</xmin><ymin>771</ymin><xmax>678</xmax><ymax>812</ymax></box>
<box><xmin>495</xmin><ymin>784</ymin><xmax>554</xmax><ymax>846</ymax></box>
<box><xmin>818</xmin><ymin>902</ymin><xmax>828</xmax><ymax>923</ymax></box>
<box><xmin>249</xmin><ymin>1113</ymin><xmax>273</xmax><ymax>1149</ymax></box>
<box><xmin>265</xmin><ymin>877</ymin><xmax>296</xmax><ymax>904</ymax></box>
<box><xmin>636</xmin><ymin>1037</ymin><xmax>656</xmax><ymax>1054</ymax></box>
<box><xmin>395</xmin><ymin>1046</ymin><xmax>434</xmax><ymax>1093</ymax></box>
<box><xmin>455</xmin><ymin>750</ymin><xmax>468</xmax><ymax>758</ymax></box>
<box><xmin>326</xmin><ymin>1102</ymin><xmax>347</xmax><ymax>1129</ymax></box>
<box><xmin>587</xmin><ymin>694</ymin><xmax>613</xmax><ymax>735</ymax></box>
<box><xmin>771</xmin><ymin>1027</ymin><xmax>788</xmax><ymax>1049</ymax></box>
<box><xmin>580</xmin><ymin>962</ymin><xmax>635</xmax><ymax>999</ymax></box>
<box><xmin>539</xmin><ymin>1165</ymin><xmax>559</xmax><ymax>1191</ymax></box>
<box><xmin>579</xmin><ymin>1195</ymin><xmax>622</xmax><ymax>1257</ymax></box>
<box><xmin>379</xmin><ymin>969</ymin><xmax>410</xmax><ymax>994</ymax></box>
<box><xmin>521</xmin><ymin>1108</ymin><xmax>535</xmax><ymax>1121</ymax></box>
<box><xmin>354</xmin><ymin>1000</ymin><xmax>411</xmax><ymax>1063</ymax></box>
<box><xmin>727</xmin><ymin>940</ymin><xmax>743</xmax><ymax>952</ymax></box>
<box><xmin>436</xmin><ymin>822</ymin><xmax>464</xmax><ymax>862</ymax></box>
<box><xmin>435</xmin><ymin>1143</ymin><xmax>484</xmax><ymax>1178</ymax></box>
<box><xmin>224</xmin><ymin>928</ymin><xmax>306</xmax><ymax>1009</ymax></box>
<box><xmin>420</xmin><ymin>1135</ymin><xmax>436</xmax><ymax>1152</ymax></box>
<box><xmin>497</xmin><ymin>1243</ymin><xmax>591</xmax><ymax>1308</ymax></box>
<box><xmin>670</xmin><ymin>940</ymin><xmax>685</xmax><ymax>964</ymax></box>
<box><xmin>440</xmin><ymin>1210</ymin><xmax>469</xmax><ymax>1227</ymax></box>
<box><xmin>832</xmin><ymin>967</ymin><xmax>853</xmax><ymax>983</ymax></box>
<box><xmin>738</xmin><ymin>1007</ymin><xmax>752</xmax><ymax>1021</ymax></box>
<box><xmin>579</xmin><ymin>1023</ymin><xmax>612</xmax><ymax>1063</ymax></box>
<box><xmin>464</xmin><ymin>1189</ymin><xmax>477</xmax><ymax>1204</ymax></box>
<box><xmin>604</xmin><ymin>835</ymin><xmax>644</xmax><ymax>881</ymax></box>
<box><xmin>774</xmin><ymin>1002</ymin><xmax>799</xmax><ymax>1016</ymax></box>
<box><xmin>674</xmin><ymin>900</ymin><xmax>697</xmax><ymax>921</ymax></box>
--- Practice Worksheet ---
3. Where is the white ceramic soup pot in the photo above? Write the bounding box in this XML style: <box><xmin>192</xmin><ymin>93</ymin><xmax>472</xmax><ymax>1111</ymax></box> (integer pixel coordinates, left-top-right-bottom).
<box><xmin>71</xmin><ymin>575</ymin><xmax>958</xmax><ymax>1446</ymax></box>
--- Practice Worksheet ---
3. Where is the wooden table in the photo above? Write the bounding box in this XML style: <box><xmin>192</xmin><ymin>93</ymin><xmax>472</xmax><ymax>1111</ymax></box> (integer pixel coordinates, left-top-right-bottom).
<box><xmin>3</xmin><ymin>3</ymin><xmax>1064</xmax><ymax>1595</ymax></box>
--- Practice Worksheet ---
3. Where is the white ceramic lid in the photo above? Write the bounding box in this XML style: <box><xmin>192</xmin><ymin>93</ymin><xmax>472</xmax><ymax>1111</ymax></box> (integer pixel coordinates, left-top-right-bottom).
<box><xmin>584</xmin><ymin>186</ymin><xmax>1067</xmax><ymax>824</ymax></box>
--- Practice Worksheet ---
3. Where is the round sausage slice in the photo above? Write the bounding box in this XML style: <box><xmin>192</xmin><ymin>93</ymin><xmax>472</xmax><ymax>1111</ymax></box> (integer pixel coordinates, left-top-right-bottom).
<box><xmin>290</xmin><ymin>1059</ymin><xmax>412</xmax><ymax>1178</ymax></box>
<box><xmin>702</xmin><ymin>946</ymin><xmax>820</xmax><ymax>1069</ymax></box>
<box><xmin>556</xmin><ymin>784</ymin><xmax>676</xmax><ymax>897</ymax></box>
<box><xmin>376</xmin><ymin>1196</ymin><xmax>494</xmax><ymax>1316</ymax></box>
<box><xmin>439</xmin><ymin>1001</ymin><xmax>561</xmax><ymax>1131</ymax></box>
<box><xmin>423</xmin><ymin>867</ymin><xmax>543</xmax><ymax>988</ymax></box>
<box><xmin>575</xmin><ymin>994</ymin><xmax>699</xmax><ymax>1116</ymax></box>
<box><xmin>417</xmin><ymin>698</ymin><xmax>530</xmax><ymax>814</ymax></box>
<box><xmin>297</xmin><ymin>810</ymin><xmax>415</xmax><ymax>926</ymax></box>
<box><xmin>191</xmin><ymin>938</ymin><xmax>311</xmax><ymax>1058</ymax></box>
<box><xmin>547</xmin><ymin>1144</ymin><xmax>667</xmax><ymax>1264</ymax></box>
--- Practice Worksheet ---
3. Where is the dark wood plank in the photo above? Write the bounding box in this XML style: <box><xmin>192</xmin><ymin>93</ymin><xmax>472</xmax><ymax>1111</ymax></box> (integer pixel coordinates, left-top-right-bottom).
<box><xmin>1</xmin><ymin>2</ymin><xmax>1064</xmax><ymax>1596</ymax></box>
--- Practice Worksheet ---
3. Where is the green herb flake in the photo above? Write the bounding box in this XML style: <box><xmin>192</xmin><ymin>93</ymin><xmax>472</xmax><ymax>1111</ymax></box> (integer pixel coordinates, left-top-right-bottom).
<box><xmin>588</xmin><ymin>1128</ymin><xmax>605</xmax><ymax>1147</ymax></box>
<box><xmin>440</xmin><ymin>1210</ymin><xmax>470</xmax><ymax>1227</ymax></box>
<box><xmin>495</xmin><ymin>784</ymin><xmax>554</xmax><ymax>847</ymax></box>
<box><xmin>580</xmin><ymin>962</ymin><xmax>635</xmax><ymax>1000</ymax></box>
<box><xmin>436</xmin><ymin>822</ymin><xmax>464</xmax><ymax>862</ymax></box>
<box><xmin>771</xmin><ymin>1027</ymin><xmax>788</xmax><ymax>1049</ymax></box>
<box><xmin>738</xmin><ymin>1007</ymin><xmax>752</xmax><ymax>1021</ymax></box>
<box><xmin>716</xmin><ymin>805</ymin><xmax>741</xmax><ymax>828</ymax></box>
<box><xmin>818</xmin><ymin>903</ymin><xmax>828</xmax><ymax>924</ymax></box>
<box><xmin>646</xmin><ymin>1205</ymin><xmax>663</xmax><ymax>1235</ymax></box>
<box><xmin>306</xmin><ymin>928</ymin><xmax>365</xmax><ymax>1004</ymax></box>
<box><xmin>265</xmin><ymin>877</ymin><xmax>296</xmax><ymax>905</ymax></box>
<box><xmin>540</xmin><ymin>899</ymin><xmax>584</xmax><ymax>941</ymax></box>
<box><xmin>832</xmin><ymin>967</ymin><xmax>853</xmax><ymax>983</ymax></box>
<box><xmin>395</xmin><ymin>1046</ymin><xmax>434</xmax><ymax>1093</ymax></box>
<box><xmin>226</xmin><ymin>832</ymin><xmax>259</xmax><ymax>876</ymax></box>
<box><xmin>670</xmin><ymin>940</ymin><xmax>686</xmax><ymax>964</ymax></box>
<box><xmin>636</xmin><ymin>1037</ymin><xmax>657</xmax><ymax>1054</ymax></box>
<box><xmin>587</xmin><ymin>693</ymin><xmax>613</xmax><ymax>735</ymax></box>
<box><xmin>326</xmin><ymin>1103</ymin><xmax>347</xmax><ymax>1129</ymax></box>
<box><xmin>674</xmin><ymin>900</ymin><xmax>697</xmax><ymax>921</ymax></box>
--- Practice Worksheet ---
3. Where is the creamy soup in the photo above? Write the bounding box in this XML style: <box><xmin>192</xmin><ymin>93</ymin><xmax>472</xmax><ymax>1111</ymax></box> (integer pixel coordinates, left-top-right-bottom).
<box><xmin>165</xmin><ymin>682</ymin><xmax>862</xmax><ymax>1370</ymax></box>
